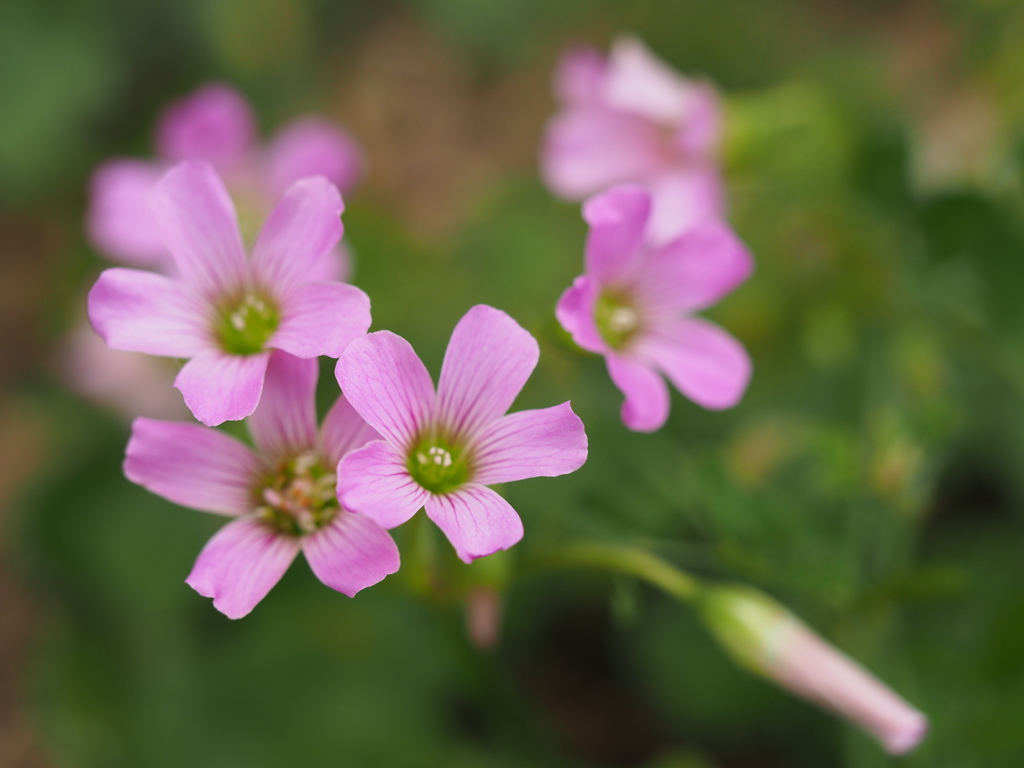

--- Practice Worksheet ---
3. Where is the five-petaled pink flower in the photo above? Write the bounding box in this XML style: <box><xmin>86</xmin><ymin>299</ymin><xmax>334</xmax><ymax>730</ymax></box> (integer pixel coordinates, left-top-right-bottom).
<box><xmin>542</xmin><ymin>37</ymin><xmax>723</xmax><ymax>247</ymax></box>
<box><xmin>88</xmin><ymin>160</ymin><xmax>371</xmax><ymax>426</ymax></box>
<box><xmin>125</xmin><ymin>351</ymin><xmax>400</xmax><ymax>619</ymax></box>
<box><xmin>557</xmin><ymin>185</ymin><xmax>753</xmax><ymax>432</ymax></box>
<box><xmin>87</xmin><ymin>81</ymin><xmax>362</xmax><ymax>279</ymax></box>
<box><xmin>335</xmin><ymin>305</ymin><xmax>589</xmax><ymax>563</ymax></box>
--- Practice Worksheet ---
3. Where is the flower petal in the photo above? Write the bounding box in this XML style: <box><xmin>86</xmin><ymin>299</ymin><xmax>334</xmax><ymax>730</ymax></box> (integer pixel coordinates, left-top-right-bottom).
<box><xmin>555</xmin><ymin>275</ymin><xmax>606</xmax><ymax>354</ymax></box>
<box><xmin>320</xmin><ymin>394</ymin><xmax>381</xmax><ymax>469</ymax></box>
<box><xmin>306</xmin><ymin>242</ymin><xmax>351</xmax><ymax>284</ymax></box>
<box><xmin>86</xmin><ymin>159</ymin><xmax>169</xmax><ymax>267</ymax></box>
<box><xmin>271</xmin><ymin>282</ymin><xmax>371</xmax><ymax>359</ymax></box>
<box><xmin>124</xmin><ymin>417</ymin><xmax>260</xmax><ymax>514</ymax></box>
<box><xmin>424</xmin><ymin>485</ymin><xmax>524</xmax><ymax>563</ymax></box>
<box><xmin>174</xmin><ymin>350</ymin><xmax>270</xmax><ymax>426</ymax></box>
<box><xmin>301</xmin><ymin>511</ymin><xmax>399</xmax><ymax>597</ymax></box>
<box><xmin>638</xmin><ymin>317</ymin><xmax>751</xmax><ymax>410</ymax></box>
<box><xmin>473</xmin><ymin>402</ymin><xmax>588</xmax><ymax>485</ymax></box>
<box><xmin>336</xmin><ymin>441</ymin><xmax>429</xmax><ymax>529</ymax></box>
<box><xmin>265</xmin><ymin>117</ymin><xmax>363</xmax><ymax>197</ymax></box>
<box><xmin>644</xmin><ymin>167</ymin><xmax>725</xmax><ymax>248</ymax></box>
<box><xmin>250</xmin><ymin>176</ymin><xmax>344</xmax><ymax>295</ymax></box>
<box><xmin>88</xmin><ymin>268</ymin><xmax>210</xmax><ymax>357</ymax></box>
<box><xmin>583</xmin><ymin>185</ymin><xmax>651</xmax><ymax>285</ymax></box>
<box><xmin>335</xmin><ymin>331</ymin><xmax>435</xmax><ymax>447</ymax></box>
<box><xmin>555</xmin><ymin>46</ymin><xmax>607</xmax><ymax>105</ymax></box>
<box><xmin>437</xmin><ymin>305</ymin><xmax>539</xmax><ymax>440</ymax></box>
<box><xmin>156</xmin><ymin>83</ymin><xmax>256</xmax><ymax>171</ymax></box>
<box><xmin>246</xmin><ymin>351</ymin><xmax>318</xmax><ymax>460</ymax></box>
<box><xmin>150</xmin><ymin>161</ymin><xmax>248</xmax><ymax>297</ymax></box>
<box><xmin>604</xmin><ymin>36</ymin><xmax>694</xmax><ymax>124</ymax></box>
<box><xmin>185</xmin><ymin>517</ymin><xmax>299</xmax><ymax>619</ymax></box>
<box><xmin>606</xmin><ymin>353</ymin><xmax>670</xmax><ymax>432</ymax></box>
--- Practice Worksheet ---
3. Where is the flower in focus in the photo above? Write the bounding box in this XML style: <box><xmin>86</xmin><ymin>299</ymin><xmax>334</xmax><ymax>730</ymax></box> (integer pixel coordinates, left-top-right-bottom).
<box><xmin>87</xmin><ymin>82</ymin><xmax>363</xmax><ymax>279</ymax></box>
<box><xmin>335</xmin><ymin>305</ymin><xmax>588</xmax><ymax>563</ymax></box>
<box><xmin>557</xmin><ymin>185</ymin><xmax>752</xmax><ymax>432</ymax></box>
<box><xmin>700</xmin><ymin>585</ymin><xmax>928</xmax><ymax>755</ymax></box>
<box><xmin>88</xmin><ymin>161</ymin><xmax>371</xmax><ymax>426</ymax></box>
<box><xmin>542</xmin><ymin>36</ymin><xmax>724</xmax><ymax>246</ymax></box>
<box><xmin>124</xmin><ymin>351</ymin><xmax>399</xmax><ymax>619</ymax></box>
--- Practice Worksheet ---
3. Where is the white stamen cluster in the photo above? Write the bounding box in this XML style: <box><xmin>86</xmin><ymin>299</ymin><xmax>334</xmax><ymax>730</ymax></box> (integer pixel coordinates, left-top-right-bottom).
<box><xmin>229</xmin><ymin>294</ymin><xmax>271</xmax><ymax>331</ymax></box>
<box><xmin>256</xmin><ymin>451</ymin><xmax>337</xmax><ymax>535</ymax></box>
<box><xmin>416</xmin><ymin>445</ymin><xmax>453</xmax><ymax>468</ymax></box>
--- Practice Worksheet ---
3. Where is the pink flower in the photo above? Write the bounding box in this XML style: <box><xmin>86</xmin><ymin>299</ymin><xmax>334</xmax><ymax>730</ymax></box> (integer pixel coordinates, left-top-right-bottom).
<box><xmin>124</xmin><ymin>351</ymin><xmax>400</xmax><ymax>619</ymax></box>
<box><xmin>542</xmin><ymin>37</ymin><xmax>724</xmax><ymax>246</ymax></box>
<box><xmin>335</xmin><ymin>305</ymin><xmax>588</xmax><ymax>563</ymax></box>
<box><xmin>88</xmin><ymin>160</ymin><xmax>371</xmax><ymax>426</ymax></box>
<box><xmin>87</xmin><ymin>82</ymin><xmax>362</xmax><ymax>278</ymax></box>
<box><xmin>557</xmin><ymin>185</ymin><xmax>752</xmax><ymax>432</ymax></box>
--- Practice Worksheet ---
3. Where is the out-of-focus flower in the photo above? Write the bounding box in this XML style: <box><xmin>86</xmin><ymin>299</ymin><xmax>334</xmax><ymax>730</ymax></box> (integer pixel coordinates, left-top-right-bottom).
<box><xmin>87</xmin><ymin>82</ymin><xmax>362</xmax><ymax>278</ymax></box>
<box><xmin>556</xmin><ymin>186</ymin><xmax>752</xmax><ymax>432</ymax></box>
<box><xmin>700</xmin><ymin>585</ymin><xmax>928</xmax><ymax>755</ymax></box>
<box><xmin>335</xmin><ymin>305</ymin><xmax>588</xmax><ymax>563</ymax></box>
<box><xmin>542</xmin><ymin>37</ymin><xmax>723</xmax><ymax>246</ymax></box>
<box><xmin>124</xmin><ymin>351</ymin><xmax>399</xmax><ymax>619</ymax></box>
<box><xmin>88</xmin><ymin>161</ymin><xmax>370</xmax><ymax>426</ymax></box>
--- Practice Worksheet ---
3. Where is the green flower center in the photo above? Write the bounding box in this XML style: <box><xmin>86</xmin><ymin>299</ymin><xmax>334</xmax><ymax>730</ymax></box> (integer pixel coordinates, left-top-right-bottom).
<box><xmin>406</xmin><ymin>435</ymin><xmax>472</xmax><ymax>494</ymax></box>
<box><xmin>215</xmin><ymin>291</ymin><xmax>280</xmax><ymax>355</ymax></box>
<box><xmin>255</xmin><ymin>451</ymin><xmax>339</xmax><ymax>536</ymax></box>
<box><xmin>595</xmin><ymin>290</ymin><xmax>642</xmax><ymax>350</ymax></box>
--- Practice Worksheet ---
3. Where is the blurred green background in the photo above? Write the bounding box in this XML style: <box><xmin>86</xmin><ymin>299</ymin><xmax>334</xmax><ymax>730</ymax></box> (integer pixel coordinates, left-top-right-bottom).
<box><xmin>3</xmin><ymin>0</ymin><xmax>1024</xmax><ymax>766</ymax></box>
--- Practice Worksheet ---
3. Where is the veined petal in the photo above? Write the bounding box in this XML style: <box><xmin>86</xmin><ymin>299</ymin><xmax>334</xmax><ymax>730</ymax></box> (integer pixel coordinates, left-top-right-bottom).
<box><xmin>604</xmin><ymin>36</ymin><xmax>694</xmax><ymax>124</ymax></box>
<box><xmin>246</xmin><ymin>351</ymin><xmax>318</xmax><ymax>460</ymax></box>
<box><xmin>473</xmin><ymin>402</ymin><xmax>588</xmax><ymax>485</ymax></box>
<box><xmin>606</xmin><ymin>352</ymin><xmax>670</xmax><ymax>432</ymax></box>
<box><xmin>320</xmin><ymin>394</ymin><xmax>381</xmax><ymax>469</ymax></box>
<box><xmin>151</xmin><ymin>161</ymin><xmax>248</xmax><ymax>297</ymax></box>
<box><xmin>555</xmin><ymin>275</ymin><xmax>606</xmax><ymax>354</ymax></box>
<box><xmin>250</xmin><ymin>177</ymin><xmax>344</xmax><ymax>295</ymax></box>
<box><xmin>437</xmin><ymin>305</ymin><xmax>539</xmax><ymax>440</ymax></box>
<box><xmin>271</xmin><ymin>282</ymin><xmax>371</xmax><ymax>359</ymax></box>
<box><xmin>265</xmin><ymin>117</ymin><xmax>363</xmax><ymax>197</ymax></box>
<box><xmin>644</xmin><ymin>167</ymin><xmax>725</xmax><ymax>249</ymax></box>
<box><xmin>301</xmin><ymin>512</ymin><xmax>399</xmax><ymax>597</ymax></box>
<box><xmin>583</xmin><ymin>185</ymin><xmax>651</xmax><ymax>285</ymax></box>
<box><xmin>555</xmin><ymin>46</ymin><xmax>607</xmax><ymax>105</ymax></box>
<box><xmin>425</xmin><ymin>485</ymin><xmax>524</xmax><ymax>563</ymax></box>
<box><xmin>125</xmin><ymin>417</ymin><xmax>260</xmax><ymax>515</ymax></box>
<box><xmin>88</xmin><ymin>268</ymin><xmax>209</xmax><ymax>357</ymax></box>
<box><xmin>174</xmin><ymin>350</ymin><xmax>270</xmax><ymax>426</ymax></box>
<box><xmin>336</xmin><ymin>441</ymin><xmax>429</xmax><ymax>529</ymax></box>
<box><xmin>156</xmin><ymin>83</ymin><xmax>256</xmax><ymax>172</ymax></box>
<box><xmin>637</xmin><ymin>317</ymin><xmax>751</xmax><ymax>410</ymax></box>
<box><xmin>335</xmin><ymin>331</ymin><xmax>435</xmax><ymax>447</ymax></box>
<box><xmin>86</xmin><ymin>159</ymin><xmax>169</xmax><ymax>267</ymax></box>
<box><xmin>186</xmin><ymin>517</ymin><xmax>299</xmax><ymax>619</ymax></box>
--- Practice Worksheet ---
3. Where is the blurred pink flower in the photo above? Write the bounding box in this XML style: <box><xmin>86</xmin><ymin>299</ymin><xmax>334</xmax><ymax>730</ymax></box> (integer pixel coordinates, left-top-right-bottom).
<box><xmin>87</xmin><ymin>82</ymin><xmax>362</xmax><ymax>279</ymax></box>
<box><xmin>557</xmin><ymin>186</ymin><xmax>752</xmax><ymax>432</ymax></box>
<box><xmin>125</xmin><ymin>351</ymin><xmax>399</xmax><ymax>619</ymax></box>
<box><xmin>542</xmin><ymin>37</ymin><xmax>724</xmax><ymax>246</ymax></box>
<box><xmin>335</xmin><ymin>305</ymin><xmax>588</xmax><ymax>563</ymax></box>
<box><xmin>88</xmin><ymin>161</ymin><xmax>370</xmax><ymax>426</ymax></box>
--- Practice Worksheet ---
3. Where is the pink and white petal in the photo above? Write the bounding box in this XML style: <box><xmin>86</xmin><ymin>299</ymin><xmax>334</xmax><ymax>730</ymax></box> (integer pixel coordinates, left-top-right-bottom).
<box><xmin>271</xmin><ymin>282</ymin><xmax>370</xmax><ymax>359</ymax></box>
<box><xmin>301</xmin><ymin>511</ymin><xmax>399</xmax><ymax>597</ymax></box>
<box><xmin>86</xmin><ymin>159</ymin><xmax>169</xmax><ymax>268</ymax></box>
<box><xmin>606</xmin><ymin>353</ymin><xmax>671</xmax><ymax>432</ymax></box>
<box><xmin>604</xmin><ymin>36</ymin><xmax>693</xmax><ymax>124</ymax></box>
<box><xmin>186</xmin><ymin>517</ymin><xmax>300</xmax><ymax>619</ymax></box>
<box><xmin>644</xmin><ymin>167</ymin><xmax>725</xmax><ymax>249</ymax></box>
<box><xmin>541</xmin><ymin>107</ymin><xmax>665</xmax><ymax>200</ymax></box>
<box><xmin>246</xmin><ymin>351</ymin><xmax>319</xmax><ymax>459</ymax></box>
<box><xmin>473</xmin><ymin>402</ymin><xmax>588</xmax><ymax>486</ymax></box>
<box><xmin>336</xmin><ymin>441</ymin><xmax>429</xmax><ymax>529</ymax></box>
<box><xmin>88</xmin><ymin>268</ymin><xmax>210</xmax><ymax>357</ymax></box>
<box><xmin>424</xmin><ymin>486</ymin><xmax>524</xmax><ymax>564</ymax></box>
<box><xmin>636</xmin><ymin>220</ymin><xmax>754</xmax><ymax>315</ymax></box>
<box><xmin>125</xmin><ymin>417</ymin><xmax>260</xmax><ymax>514</ymax></box>
<box><xmin>583</xmin><ymin>185</ymin><xmax>652</xmax><ymax>285</ymax></box>
<box><xmin>437</xmin><ymin>305</ymin><xmax>539</xmax><ymax>440</ymax></box>
<box><xmin>335</xmin><ymin>332</ymin><xmax>435</xmax><ymax>447</ymax></box>
<box><xmin>555</xmin><ymin>46</ymin><xmax>607</xmax><ymax>105</ymax></box>
<box><xmin>174</xmin><ymin>350</ymin><xmax>270</xmax><ymax>426</ymax></box>
<box><xmin>638</xmin><ymin>317</ymin><xmax>752</xmax><ymax>410</ymax></box>
<box><xmin>151</xmin><ymin>161</ymin><xmax>248</xmax><ymax>298</ymax></box>
<box><xmin>320</xmin><ymin>394</ymin><xmax>381</xmax><ymax>469</ymax></box>
<box><xmin>156</xmin><ymin>83</ymin><xmax>256</xmax><ymax>172</ymax></box>
<box><xmin>250</xmin><ymin>177</ymin><xmax>344</xmax><ymax>294</ymax></box>
<box><xmin>265</xmin><ymin>117</ymin><xmax>363</xmax><ymax>198</ymax></box>
<box><xmin>555</xmin><ymin>276</ymin><xmax>606</xmax><ymax>354</ymax></box>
